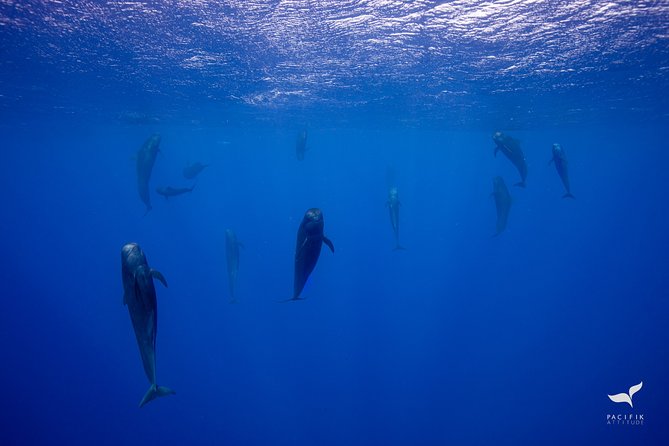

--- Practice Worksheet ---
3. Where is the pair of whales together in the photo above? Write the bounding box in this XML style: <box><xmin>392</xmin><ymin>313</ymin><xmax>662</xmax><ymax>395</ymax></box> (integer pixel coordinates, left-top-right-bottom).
<box><xmin>491</xmin><ymin>131</ymin><xmax>574</xmax><ymax>235</ymax></box>
<box><xmin>135</xmin><ymin>134</ymin><xmax>207</xmax><ymax>211</ymax></box>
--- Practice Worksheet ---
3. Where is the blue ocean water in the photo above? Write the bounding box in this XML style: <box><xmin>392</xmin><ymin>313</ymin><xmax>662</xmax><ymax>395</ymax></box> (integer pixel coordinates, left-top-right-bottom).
<box><xmin>1</xmin><ymin>1</ymin><xmax>668</xmax><ymax>445</ymax></box>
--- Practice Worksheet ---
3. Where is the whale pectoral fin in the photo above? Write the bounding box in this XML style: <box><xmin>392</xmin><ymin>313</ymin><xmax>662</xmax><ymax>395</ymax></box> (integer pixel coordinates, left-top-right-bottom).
<box><xmin>123</xmin><ymin>292</ymin><xmax>129</xmax><ymax>306</ymax></box>
<box><xmin>150</xmin><ymin>269</ymin><xmax>168</xmax><ymax>288</ymax></box>
<box><xmin>323</xmin><ymin>236</ymin><xmax>335</xmax><ymax>253</ymax></box>
<box><xmin>548</xmin><ymin>158</ymin><xmax>554</xmax><ymax>166</ymax></box>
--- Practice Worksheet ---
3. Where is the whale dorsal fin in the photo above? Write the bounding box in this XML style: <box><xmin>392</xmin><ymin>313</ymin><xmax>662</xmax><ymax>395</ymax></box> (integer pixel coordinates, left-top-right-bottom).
<box><xmin>150</xmin><ymin>269</ymin><xmax>168</xmax><ymax>288</ymax></box>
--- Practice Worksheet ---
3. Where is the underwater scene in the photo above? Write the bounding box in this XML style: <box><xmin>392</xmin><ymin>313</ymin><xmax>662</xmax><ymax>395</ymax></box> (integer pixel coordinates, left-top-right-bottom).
<box><xmin>1</xmin><ymin>1</ymin><xmax>668</xmax><ymax>445</ymax></box>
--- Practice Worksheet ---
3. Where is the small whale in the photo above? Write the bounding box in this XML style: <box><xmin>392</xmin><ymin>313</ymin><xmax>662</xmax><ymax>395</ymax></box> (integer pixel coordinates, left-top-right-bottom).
<box><xmin>493</xmin><ymin>131</ymin><xmax>528</xmax><ymax>188</ymax></box>
<box><xmin>156</xmin><ymin>185</ymin><xmax>195</xmax><ymax>199</ymax></box>
<box><xmin>387</xmin><ymin>187</ymin><xmax>406</xmax><ymax>251</ymax></box>
<box><xmin>296</xmin><ymin>130</ymin><xmax>308</xmax><ymax>161</ymax></box>
<box><xmin>225</xmin><ymin>229</ymin><xmax>243</xmax><ymax>303</ymax></box>
<box><xmin>182</xmin><ymin>162</ymin><xmax>208</xmax><ymax>180</ymax></box>
<box><xmin>492</xmin><ymin>176</ymin><xmax>512</xmax><ymax>236</ymax></box>
<box><xmin>550</xmin><ymin>143</ymin><xmax>575</xmax><ymax>199</ymax></box>
<box><xmin>121</xmin><ymin>243</ymin><xmax>174</xmax><ymax>407</ymax></box>
<box><xmin>136</xmin><ymin>134</ymin><xmax>161</xmax><ymax>213</ymax></box>
<box><xmin>291</xmin><ymin>208</ymin><xmax>334</xmax><ymax>301</ymax></box>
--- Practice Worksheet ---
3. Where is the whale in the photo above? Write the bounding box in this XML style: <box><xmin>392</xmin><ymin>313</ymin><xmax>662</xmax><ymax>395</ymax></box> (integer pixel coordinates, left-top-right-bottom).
<box><xmin>121</xmin><ymin>242</ymin><xmax>174</xmax><ymax>407</ymax></box>
<box><xmin>136</xmin><ymin>134</ymin><xmax>161</xmax><ymax>213</ymax></box>
<box><xmin>183</xmin><ymin>162</ymin><xmax>208</xmax><ymax>180</ymax></box>
<box><xmin>225</xmin><ymin>229</ymin><xmax>242</xmax><ymax>303</ymax></box>
<box><xmin>156</xmin><ymin>185</ymin><xmax>195</xmax><ymax>199</ymax></box>
<box><xmin>296</xmin><ymin>130</ymin><xmax>308</xmax><ymax>161</ymax></box>
<box><xmin>492</xmin><ymin>176</ymin><xmax>512</xmax><ymax>235</ymax></box>
<box><xmin>493</xmin><ymin>131</ymin><xmax>528</xmax><ymax>188</ymax></box>
<box><xmin>550</xmin><ymin>143</ymin><xmax>575</xmax><ymax>199</ymax></box>
<box><xmin>387</xmin><ymin>187</ymin><xmax>406</xmax><ymax>250</ymax></box>
<box><xmin>291</xmin><ymin>208</ymin><xmax>334</xmax><ymax>300</ymax></box>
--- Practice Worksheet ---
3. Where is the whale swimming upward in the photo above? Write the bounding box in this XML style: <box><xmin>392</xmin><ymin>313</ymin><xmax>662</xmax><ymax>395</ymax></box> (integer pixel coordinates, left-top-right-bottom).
<box><xmin>135</xmin><ymin>134</ymin><xmax>161</xmax><ymax>213</ymax></box>
<box><xmin>387</xmin><ymin>186</ymin><xmax>406</xmax><ymax>251</ymax></box>
<box><xmin>121</xmin><ymin>242</ymin><xmax>175</xmax><ymax>407</ymax></box>
<box><xmin>291</xmin><ymin>208</ymin><xmax>334</xmax><ymax>301</ymax></box>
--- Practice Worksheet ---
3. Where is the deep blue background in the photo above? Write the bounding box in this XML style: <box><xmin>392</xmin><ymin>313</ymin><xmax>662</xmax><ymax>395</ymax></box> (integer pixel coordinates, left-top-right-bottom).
<box><xmin>2</xmin><ymin>1</ymin><xmax>669</xmax><ymax>444</ymax></box>
<box><xmin>1</xmin><ymin>121</ymin><xmax>668</xmax><ymax>445</ymax></box>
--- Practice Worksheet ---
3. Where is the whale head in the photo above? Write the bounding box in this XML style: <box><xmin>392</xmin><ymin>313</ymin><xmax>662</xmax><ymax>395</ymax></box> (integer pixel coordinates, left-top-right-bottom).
<box><xmin>121</xmin><ymin>242</ymin><xmax>146</xmax><ymax>269</ymax></box>
<box><xmin>302</xmin><ymin>208</ymin><xmax>324</xmax><ymax>235</ymax></box>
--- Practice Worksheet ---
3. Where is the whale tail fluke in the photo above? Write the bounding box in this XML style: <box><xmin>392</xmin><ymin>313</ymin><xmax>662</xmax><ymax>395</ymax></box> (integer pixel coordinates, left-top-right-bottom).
<box><xmin>139</xmin><ymin>384</ymin><xmax>175</xmax><ymax>408</ymax></box>
<box><xmin>562</xmin><ymin>192</ymin><xmax>575</xmax><ymax>199</ymax></box>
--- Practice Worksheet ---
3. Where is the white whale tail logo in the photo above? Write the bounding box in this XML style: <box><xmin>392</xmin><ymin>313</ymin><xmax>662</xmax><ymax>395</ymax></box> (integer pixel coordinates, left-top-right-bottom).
<box><xmin>608</xmin><ymin>382</ymin><xmax>643</xmax><ymax>408</ymax></box>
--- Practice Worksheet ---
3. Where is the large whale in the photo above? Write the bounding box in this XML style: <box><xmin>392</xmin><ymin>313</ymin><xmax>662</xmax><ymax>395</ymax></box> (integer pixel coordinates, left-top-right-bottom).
<box><xmin>291</xmin><ymin>208</ymin><xmax>334</xmax><ymax>300</ymax></box>
<box><xmin>492</xmin><ymin>176</ymin><xmax>512</xmax><ymax>236</ymax></box>
<box><xmin>296</xmin><ymin>130</ymin><xmax>308</xmax><ymax>161</ymax></box>
<box><xmin>121</xmin><ymin>242</ymin><xmax>174</xmax><ymax>407</ymax></box>
<box><xmin>136</xmin><ymin>134</ymin><xmax>161</xmax><ymax>213</ymax></box>
<box><xmin>550</xmin><ymin>143</ymin><xmax>575</xmax><ymax>199</ymax></box>
<box><xmin>493</xmin><ymin>131</ymin><xmax>528</xmax><ymax>188</ymax></box>
<box><xmin>387</xmin><ymin>187</ymin><xmax>406</xmax><ymax>250</ymax></box>
<box><xmin>225</xmin><ymin>229</ymin><xmax>242</xmax><ymax>303</ymax></box>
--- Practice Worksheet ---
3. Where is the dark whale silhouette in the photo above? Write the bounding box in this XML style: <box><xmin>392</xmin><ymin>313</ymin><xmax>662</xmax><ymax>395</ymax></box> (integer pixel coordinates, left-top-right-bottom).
<box><xmin>225</xmin><ymin>229</ymin><xmax>242</xmax><ymax>303</ymax></box>
<box><xmin>156</xmin><ymin>185</ymin><xmax>195</xmax><ymax>199</ymax></box>
<box><xmin>121</xmin><ymin>242</ymin><xmax>174</xmax><ymax>407</ymax></box>
<box><xmin>183</xmin><ymin>162</ymin><xmax>208</xmax><ymax>180</ymax></box>
<box><xmin>387</xmin><ymin>187</ymin><xmax>406</xmax><ymax>251</ymax></box>
<box><xmin>493</xmin><ymin>131</ymin><xmax>528</xmax><ymax>188</ymax></box>
<box><xmin>291</xmin><ymin>208</ymin><xmax>334</xmax><ymax>300</ymax></box>
<box><xmin>550</xmin><ymin>143</ymin><xmax>575</xmax><ymax>199</ymax></box>
<box><xmin>136</xmin><ymin>134</ymin><xmax>161</xmax><ymax>213</ymax></box>
<box><xmin>492</xmin><ymin>176</ymin><xmax>512</xmax><ymax>235</ymax></box>
<box><xmin>296</xmin><ymin>130</ymin><xmax>308</xmax><ymax>161</ymax></box>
